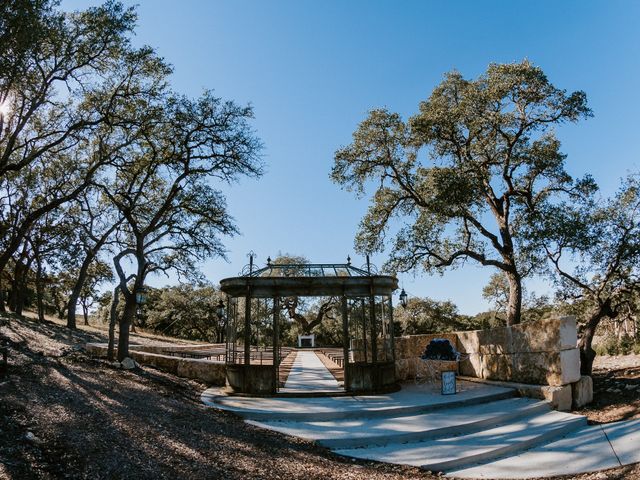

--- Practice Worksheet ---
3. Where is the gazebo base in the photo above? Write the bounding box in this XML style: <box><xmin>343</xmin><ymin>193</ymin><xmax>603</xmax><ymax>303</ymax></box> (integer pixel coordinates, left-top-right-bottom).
<box><xmin>226</xmin><ymin>364</ymin><xmax>276</xmax><ymax>395</ymax></box>
<box><xmin>345</xmin><ymin>361</ymin><xmax>398</xmax><ymax>394</ymax></box>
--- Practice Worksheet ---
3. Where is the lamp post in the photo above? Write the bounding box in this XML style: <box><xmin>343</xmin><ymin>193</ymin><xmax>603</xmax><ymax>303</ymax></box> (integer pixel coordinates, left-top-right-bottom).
<box><xmin>399</xmin><ymin>288</ymin><xmax>408</xmax><ymax>309</ymax></box>
<box><xmin>135</xmin><ymin>288</ymin><xmax>146</xmax><ymax>324</ymax></box>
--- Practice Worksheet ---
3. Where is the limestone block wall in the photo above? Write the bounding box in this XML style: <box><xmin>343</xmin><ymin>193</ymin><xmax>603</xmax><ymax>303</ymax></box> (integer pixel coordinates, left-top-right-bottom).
<box><xmin>129</xmin><ymin>350</ymin><xmax>226</xmax><ymax>385</ymax></box>
<box><xmin>394</xmin><ymin>333</ymin><xmax>458</xmax><ymax>381</ymax></box>
<box><xmin>84</xmin><ymin>343</ymin><xmax>226</xmax><ymax>385</ymax></box>
<box><xmin>456</xmin><ymin>316</ymin><xmax>581</xmax><ymax>387</ymax></box>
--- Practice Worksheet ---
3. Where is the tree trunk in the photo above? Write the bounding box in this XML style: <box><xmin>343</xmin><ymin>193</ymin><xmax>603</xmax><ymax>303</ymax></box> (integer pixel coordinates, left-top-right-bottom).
<box><xmin>8</xmin><ymin>260</ymin><xmax>23</xmax><ymax>312</ymax></box>
<box><xmin>82</xmin><ymin>304</ymin><xmax>89</xmax><ymax>325</ymax></box>
<box><xmin>578</xmin><ymin>302</ymin><xmax>615</xmax><ymax>376</ymax></box>
<box><xmin>107</xmin><ymin>287</ymin><xmax>120</xmax><ymax>361</ymax></box>
<box><xmin>35</xmin><ymin>254</ymin><xmax>45</xmax><ymax>322</ymax></box>
<box><xmin>13</xmin><ymin>255</ymin><xmax>32</xmax><ymax>318</ymax></box>
<box><xmin>117</xmin><ymin>296</ymin><xmax>137</xmax><ymax>361</ymax></box>
<box><xmin>66</xmin><ymin>255</ymin><xmax>94</xmax><ymax>329</ymax></box>
<box><xmin>505</xmin><ymin>270</ymin><xmax>522</xmax><ymax>326</ymax></box>
<box><xmin>0</xmin><ymin>275</ymin><xmax>5</xmax><ymax>313</ymax></box>
<box><xmin>67</xmin><ymin>220</ymin><xmax>120</xmax><ymax>329</ymax></box>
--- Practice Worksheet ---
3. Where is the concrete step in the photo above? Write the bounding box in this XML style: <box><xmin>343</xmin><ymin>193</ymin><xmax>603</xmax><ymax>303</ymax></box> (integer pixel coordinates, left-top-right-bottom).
<box><xmin>334</xmin><ymin>410</ymin><xmax>588</xmax><ymax>472</ymax></box>
<box><xmin>212</xmin><ymin>383</ymin><xmax>516</xmax><ymax>421</ymax></box>
<box><xmin>248</xmin><ymin>397</ymin><xmax>551</xmax><ymax>449</ymax></box>
<box><xmin>448</xmin><ymin>420</ymin><xmax>640</xmax><ymax>479</ymax></box>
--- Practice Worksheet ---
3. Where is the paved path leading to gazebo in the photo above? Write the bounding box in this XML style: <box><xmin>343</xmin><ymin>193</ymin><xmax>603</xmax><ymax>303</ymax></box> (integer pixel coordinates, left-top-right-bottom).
<box><xmin>280</xmin><ymin>350</ymin><xmax>343</xmax><ymax>394</ymax></box>
<box><xmin>202</xmin><ymin>380</ymin><xmax>640</xmax><ymax>478</ymax></box>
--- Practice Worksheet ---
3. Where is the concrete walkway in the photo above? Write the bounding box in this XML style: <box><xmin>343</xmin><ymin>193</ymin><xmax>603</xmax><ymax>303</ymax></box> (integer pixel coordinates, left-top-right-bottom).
<box><xmin>280</xmin><ymin>351</ymin><xmax>343</xmax><ymax>394</ymax></box>
<box><xmin>449</xmin><ymin>419</ymin><xmax>640</xmax><ymax>478</ymax></box>
<box><xmin>201</xmin><ymin>381</ymin><xmax>640</xmax><ymax>478</ymax></box>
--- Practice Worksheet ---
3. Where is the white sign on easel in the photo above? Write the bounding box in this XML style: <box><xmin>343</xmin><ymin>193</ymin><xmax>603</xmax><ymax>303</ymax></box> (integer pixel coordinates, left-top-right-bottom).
<box><xmin>441</xmin><ymin>371</ymin><xmax>457</xmax><ymax>395</ymax></box>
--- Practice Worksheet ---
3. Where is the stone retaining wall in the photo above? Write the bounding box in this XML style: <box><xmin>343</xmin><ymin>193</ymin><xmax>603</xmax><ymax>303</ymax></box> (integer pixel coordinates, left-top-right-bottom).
<box><xmin>456</xmin><ymin>316</ymin><xmax>580</xmax><ymax>387</ymax></box>
<box><xmin>84</xmin><ymin>343</ymin><xmax>226</xmax><ymax>385</ymax></box>
<box><xmin>393</xmin><ymin>317</ymin><xmax>591</xmax><ymax>409</ymax></box>
<box><xmin>394</xmin><ymin>333</ymin><xmax>458</xmax><ymax>381</ymax></box>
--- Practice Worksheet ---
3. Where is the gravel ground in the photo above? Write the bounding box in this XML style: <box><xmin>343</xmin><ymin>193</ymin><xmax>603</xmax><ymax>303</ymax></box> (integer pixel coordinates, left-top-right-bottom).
<box><xmin>1</xmin><ymin>314</ymin><xmax>639</xmax><ymax>480</ymax></box>
<box><xmin>574</xmin><ymin>354</ymin><xmax>640</xmax><ymax>424</ymax></box>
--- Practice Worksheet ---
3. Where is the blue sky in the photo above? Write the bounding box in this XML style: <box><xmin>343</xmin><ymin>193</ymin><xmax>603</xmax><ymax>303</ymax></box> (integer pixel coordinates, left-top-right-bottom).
<box><xmin>64</xmin><ymin>0</ymin><xmax>640</xmax><ymax>314</ymax></box>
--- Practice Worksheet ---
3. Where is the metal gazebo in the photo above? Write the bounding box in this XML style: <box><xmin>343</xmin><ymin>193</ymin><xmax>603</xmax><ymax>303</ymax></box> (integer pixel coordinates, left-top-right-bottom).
<box><xmin>219</xmin><ymin>256</ymin><xmax>399</xmax><ymax>395</ymax></box>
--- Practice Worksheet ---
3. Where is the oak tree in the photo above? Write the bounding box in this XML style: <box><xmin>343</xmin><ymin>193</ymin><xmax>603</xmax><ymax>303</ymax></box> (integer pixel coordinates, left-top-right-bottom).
<box><xmin>332</xmin><ymin>60</ymin><xmax>592</xmax><ymax>325</ymax></box>
<box><xmin>534</xmin><ymin>175</ymin><xmax>640</xmax><ymax>374</ymax></box>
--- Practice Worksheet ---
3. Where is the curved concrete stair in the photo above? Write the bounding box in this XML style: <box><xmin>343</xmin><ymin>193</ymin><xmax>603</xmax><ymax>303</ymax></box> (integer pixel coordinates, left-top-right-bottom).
<box><xmin>248</xmin><ymin>397</ymin><xmax>551</xmax><ymax>449</ymax></box>
<box><xmin>334</xmin><ymin>410</ymin><xmax>588</xmax><ymax>472</ymax></box>
<box><xmin>204</xmin><ymin>379</ymin><xmax>640</xmax><ymax>478</ymax></box>
<box><xmin>210</xmin><ymin>383</ymin><xmax>515</xmax><ymax>421</ymax></box>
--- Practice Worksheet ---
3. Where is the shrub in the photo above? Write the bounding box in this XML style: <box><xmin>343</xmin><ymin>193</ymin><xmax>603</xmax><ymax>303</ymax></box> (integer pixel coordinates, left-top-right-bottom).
<box><xmin>594</xmin><ymin>335</ymin><xmax>619</xmax><ymax>356</ymax></box>
<box><xmin>619</xmin><ymin>335</ymin><xmax>635</xmax><ymax>355</ymax></box>
<box><xmin>594</xmin><ymin>334</ymin><xmax>640</xmax><ymax>356</ymax></box>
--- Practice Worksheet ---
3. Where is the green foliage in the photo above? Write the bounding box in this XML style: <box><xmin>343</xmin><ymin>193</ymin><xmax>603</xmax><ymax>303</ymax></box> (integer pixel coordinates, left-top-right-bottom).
<box><xmin>533</xmin><ymin>174</ymin><xmax>640</xmax><ymax>373</ymax></box>
<box><xmin>593</xmin><ymin>336</ymin><xmax>619</xmax><ymax>356</ymax></box>
<box><xmin>332</xmin><ymin>60</ymin><xmax>592</xmax><ymax>325</ymax></box>
<box><xmin>143</xmin><ymin>284</ymin><xmax>225</xmax><ymax>341</ymax></box>
<box><xmin>593</xmin><ymin>334</ymin><xmax>640</xmax><ymax>356</ymax></box>
<box><xmin>394</xmin><ymin>297</ymin><xmax>469</xmax><ymax>335</ymax></box>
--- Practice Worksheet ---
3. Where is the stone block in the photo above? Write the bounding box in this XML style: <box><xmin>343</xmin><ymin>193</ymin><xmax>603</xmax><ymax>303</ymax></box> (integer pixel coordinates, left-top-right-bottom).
<box><xmin>481</xmin><ymin>353</ymin><xmax>512</xmax><ymax>381</ymax></box>
<box><xmin>559</xmin><ymin>348</ymin><xmax>581</xmax><ymax>384</ymax></box>
<box><xmin>509</xmin><ymin>316</ymin><xmax>577</xmax><ymax>354</ymax></box>
<box><xmin>478</xmin><ymin>328</ymin><xmax>509</xmax><ymax>355</ymax></box>
<box><xmin>415</xmin><ymin>359</ymin><xmax>458</xmax><ymax>381</ymax></box>
<box><xmin>394</xmin><ymin>337</ymin><xmax>408</xmax><ymax>359</ymax></box>
<box><xmin>394</xmin><ymin>358</ymin><xmax>411</xmax><ymax>381</ymax></box>
<box><xmin>558</xmin><ymin>316</ymin><xmax>578</xmax><ymax>350</ymax></box>
<box><xmin>542</xmin><ymin>384</ymin><xmax>572</xmax><ymax>411</ymax></box>
<box><xmin>572</xmin><ymin>375</ymin><xmax>594</xmax><ymax>408</ymax></box>
<box><xmin>471</xmin><ymin>348</ymin><xmax>580</xmax><ymax>386</ymax></box>
<box><xmin>121</xmin><ymin>357</ymin><xmax>137</xmax><ymax>370</ymax></box>
<box><xmin>84</xmin><ymin>343</ymin><xmax>105</xmax><ymax>356</ymax></box>
<box><xmin>456</xmin><ymin>331</ymin><xmax>480</xmax><ymax>354</ymax></box>
<box><xmin>459</xmin><ymin>353</ymin><xmax>483</xmax><ymax>377</ymax></box>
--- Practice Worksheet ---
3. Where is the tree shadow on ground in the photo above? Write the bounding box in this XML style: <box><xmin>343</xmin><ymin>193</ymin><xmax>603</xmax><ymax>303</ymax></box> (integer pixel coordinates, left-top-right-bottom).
<box><xmin>0</xmin><ymin>331</ymin><xmax>397</xmax><ymax>480</ymax></box>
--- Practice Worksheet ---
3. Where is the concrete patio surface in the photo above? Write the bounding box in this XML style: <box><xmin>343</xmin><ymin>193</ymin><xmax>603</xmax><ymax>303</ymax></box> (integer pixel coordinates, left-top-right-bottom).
<box><xmin>280</xmin><ymin>350</ymin><xmax>343</xmax><ymax>394</ymax></box>
<box><xmin>247</xmin><ymin>397</ymin><xmax>551</xmax><ymax>448</ymax></box>
<box><xmin>202</xmin><ymin>380</ymin><xmax>515</xmax><ymax>421</ymax></box>
<box><xmin>449</xmin><ymin>419</ymin><xmax>640</xmax><ymax>478</ymax></box>
<box><xmin>202</xmin><ymin>378</ymin><xmax>640</xmax><ymax>478</ymax></box>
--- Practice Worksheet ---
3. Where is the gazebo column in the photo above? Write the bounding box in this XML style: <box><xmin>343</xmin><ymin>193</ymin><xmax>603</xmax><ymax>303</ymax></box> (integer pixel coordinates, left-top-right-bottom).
<box><xmin>388</xmin><ymin>296</ymin><xmax>395</xmax><ymax>362</ymax></box>
<box><xmin>360</xmin><ymin>299</ymin><xmax>367</xmax><ymax>362</ymax></box>
<box><xmin>244</xmin><ymin>287</ymin><xmax>251</xmax><ymax>365</ymax></box>
<box><xmin>272</xmin><ymin>296</ymin><xmax>279</xmax><ymax>372</ymax></box>
<box><xmin>369</xmin><ymin>292</ymin><xmax>377</xmax><ymax>364</ymax></box>
<box><xmin>341</xmin><ymin>294</ymin><xmax>349</xmax><ymax>388</ymax></box>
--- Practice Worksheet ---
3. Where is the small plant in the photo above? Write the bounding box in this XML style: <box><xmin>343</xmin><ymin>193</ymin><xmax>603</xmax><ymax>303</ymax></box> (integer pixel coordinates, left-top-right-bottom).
<box><xmin>594</xmin><ymin>335</ymin><xmax>619</xmax><ymax>356</ymax></box>
<box><xmin>619</xmin><ymin>335</ymin><xmax>635</xmax><ymax>355</ymax></box>
<box><xmin>594</xmin><ymin>334</ymin><xmax>640</xmax><ymax>356</ymax></box>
